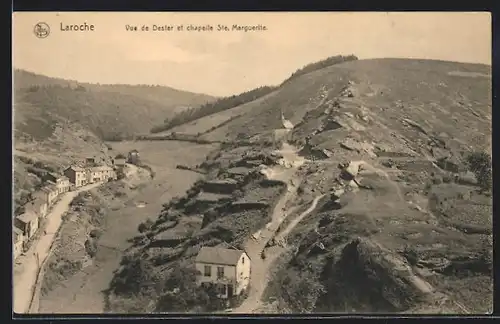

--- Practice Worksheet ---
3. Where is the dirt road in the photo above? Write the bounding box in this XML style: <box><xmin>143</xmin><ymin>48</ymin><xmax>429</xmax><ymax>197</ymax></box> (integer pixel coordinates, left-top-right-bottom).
<box><xmin>231</xmin><ymin>142</ymin><xmax>323</xmax><ymax>314</ymax></box>
<box><xmin>36</xmin><ymin>141</ymin><xmax>215</xmax><ymax>314</ymax></box>
<box><xmin>13</xmin><ymin>182</ymin><xmax>102</xmax><ymax>314</ymax></box>
<box><xmin>274</xmin><ymin>194</ymin><xmax>326</xmax><ymax>244</ymax></box>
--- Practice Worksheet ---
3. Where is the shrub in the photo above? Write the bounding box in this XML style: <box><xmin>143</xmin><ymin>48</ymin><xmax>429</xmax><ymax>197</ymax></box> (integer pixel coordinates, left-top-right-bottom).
<box><xmin>466</xmin><ymin>151</ymin><xmax>492</xmax><ymax>191</ymax></box>
<box><xmin>89</xmin><ymin>228</ymin><xmax>103</xmax><ymax>238</ymax></box>
<box><xmin>116</xmin><ymin>169</ymin><xmax>126</xmax><ymax>180</ymax></box>
<box><xmin>70</xmin><ymin>192</ymin><xmax>87</xmax><ymax>206</ymax></box>
<box><xmin>431</xmin><ymin>176</ymin><xmax>443</xmax><ymax>185</ymax></box>
<box><xmin>138</xmin><ymin>218</ymin><xmax>154</xmax><ymax>233</ymax></box>
<box><xmin>85</xmin><ymin>238</ymin><xmax>98</xmax><ymax>258</ymax></box>
<box><xmin>442</xmin><ymin>174</ymin><xmax>453</xmax><ymax>183</ymax></box>
<box><xmin>155</xmin><ymin>265</ymin><xmax>226</xmax><ymax>312</ymax></box>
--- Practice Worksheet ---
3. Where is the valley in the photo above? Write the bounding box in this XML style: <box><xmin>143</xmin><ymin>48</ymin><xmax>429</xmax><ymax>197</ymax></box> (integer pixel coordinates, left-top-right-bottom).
<box><xmin>13</xmin><ymin>57</ymin><xmax>492</xmax><ymax>315</ymax></box>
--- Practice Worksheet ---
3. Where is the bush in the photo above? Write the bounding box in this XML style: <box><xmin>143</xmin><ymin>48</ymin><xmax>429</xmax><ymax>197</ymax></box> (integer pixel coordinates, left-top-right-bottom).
<box><xmin>70</xmin><ymin>192</ymin><xmax>87</xmax><ymax>206</ymax></box>
<box><xmin>138</xmin><ymin>218</ymin><xmax>154</xmax><ymax>233</ymax></box>
<box><xmin>442</xmin><ymin>173</ymin><xmax>453</xmax><ymax>183</ymax></box>
<box><xmin>466</xmin><ymin>151</ymin><xmax>492</xmax><ymax>191</ymax></box>
<box><xmin>155</xmin><ymin>265</ymin><xmax>226</xmax><ymax>312</ymax></box>
<box><xmin>89</xmin><ymin>228</ymin><xmax>103</xmax><ymax>238</ymax></box>
<box><xmin>85</xmin><ymin>238</ymin><xmax>98</xmax><ymax>258</ymax></box>
<box><xmin>431</xmin><ymin>176</ymin><xmax>443</xmax><ymax>185</ymax></box>
<box><xmin>280</xmin><ymin>269</ymin><xmax>326</xmax><ymax>313</ymax></box>
<box><xmin>116</xmin><ymin>169</ymin><xmax>126</xmax><ymax>180</ymax></box>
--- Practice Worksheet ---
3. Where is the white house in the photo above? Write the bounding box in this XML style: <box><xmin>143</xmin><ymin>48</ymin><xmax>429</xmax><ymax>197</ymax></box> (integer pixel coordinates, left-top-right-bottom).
<box><xmin>33</xmin><ymin>184</ymin><xmax>59</xmax><ymax>207</ymax></box>
<box><xmin>195</xmin><ymin>246</ymin><xmax>251</xmax><ymax>299</ymax></box>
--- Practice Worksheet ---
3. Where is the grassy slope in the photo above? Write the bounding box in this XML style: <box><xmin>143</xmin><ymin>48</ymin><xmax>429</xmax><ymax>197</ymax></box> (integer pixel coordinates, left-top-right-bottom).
<box><xmin>93</xmin><ymin>58</ymin><xmax>493</xmax><ymax>313</ymax></box>
<box><xmin>174</xmin><ymin>58</ymin><xmax>490</xmax><ymax>152</ymax></box>
<box><xmin>14</xmin><ymin>69</ymin><xmax>216</xmax><ymax>141</ymax></box>
<box><xmin>13</xmin><ymin>69</ymin><xmax>216</xmax><ymax>212</ymax></box>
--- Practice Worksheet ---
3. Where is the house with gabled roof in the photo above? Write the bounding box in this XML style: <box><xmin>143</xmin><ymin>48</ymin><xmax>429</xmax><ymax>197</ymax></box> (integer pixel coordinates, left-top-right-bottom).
<box><xmin>64</xmin><ymin>165</ymin><xmax>88</xmax><ymax>187</ymax></box>
<box><xmin>91</xmin><ymin>165</ymin><xmax>115</xmax><ymax>182</ymax></box>
<box><xmin>33</xmin><ymin>184</ymin><xmax>59</xmax><ymax>206</ymax></box>
<box><xmin>195</xmin><ymin>246</ymin><xmax>251</xmax><ymax>299</ymax></box>
<box><xmin>24</xmin><ymin>198</ymin><xmax>48</xmax><ymax>220</ymax></box>
<box><xmin>15</xmin><ymin>211</ymin><xmax>39</xmax><ymax>239</ymax></box>
<box><xmin>43</xmin><ymin>172</ymin><xmax>71</xmax><ymax>194</ymax></box>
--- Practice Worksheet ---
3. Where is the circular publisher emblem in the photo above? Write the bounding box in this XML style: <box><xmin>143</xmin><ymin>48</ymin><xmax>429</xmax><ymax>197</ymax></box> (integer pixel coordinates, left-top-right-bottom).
<box><xmin>34</xmin><ymin>22</ymin><xmax>50</xmax><ymax>38</ymax></box>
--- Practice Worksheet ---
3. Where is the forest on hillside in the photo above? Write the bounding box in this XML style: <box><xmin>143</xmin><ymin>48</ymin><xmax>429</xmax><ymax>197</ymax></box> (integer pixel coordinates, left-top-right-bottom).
<box><xmin>150</xmin><ymin>54</ymin><xmax>359</xmax><ymax>134</ymax></box>
<box><xmin>281</xmin><ymin>54</ymin><xmax>359</xmax><ymax>85</ymax></box>
<box><xmin>150</xmin><ymin>85</ymin><xmax>278</xmax><ymax>133</ymax></box>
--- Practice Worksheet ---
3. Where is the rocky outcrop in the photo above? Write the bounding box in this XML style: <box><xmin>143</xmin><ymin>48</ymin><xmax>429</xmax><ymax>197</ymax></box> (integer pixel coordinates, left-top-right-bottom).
<box><xmin>202</xmin><ymin>179</ymin><xmax>239</xmax><ymax>194</ymax></box>
<box><xmin>228</xmin><ymin>201</ymin><xmax>270</xmax><ymax>213</ymax></box>
<box><xmin>331</xmin><ymin>238</ymin><xmax>435</xmax><ymax>311</ymax></box>
<box><xmin>340</xmin><ymin>138</ymin><xmax>376</xmax><ymax>157</ymax></box>
<box><xmin>298</xmin><ymin>143</ymin><xmax>332</xmax><ymax>160</ymax></box>
<box><xmin>436</xmin><ymin>155</ymin><xmax>464</xmax><ymax>173</ymax></box>
<box><xmin>456</xmin><ymin>171</ymin><xmax>478</xmax><ymax>186</ymax></box>
<box><xmin>149</xmin><ymin>231</ymin><xmax>188</xmax><ymax>248</ymax></box>
<box><xmin>185</xmin><ymin>192</ymin><xmax>232</xmax><ymax>214</ymax></box>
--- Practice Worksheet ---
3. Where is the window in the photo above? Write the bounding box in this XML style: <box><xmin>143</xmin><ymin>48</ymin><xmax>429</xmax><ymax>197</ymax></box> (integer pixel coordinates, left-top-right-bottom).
<box><xmin>204</xmin><ymin>265</ymin><xmax>211</xmax><ymax>277</ymax></box>
<box><xmin>217</xmin><ymin>284</ymin><xmax>226</xmax><ymax>295</ymax></box>
<box><xmin>217</xmin><ymin>266</ymin><xmax>224</xmax><ymax>279</ymax></box>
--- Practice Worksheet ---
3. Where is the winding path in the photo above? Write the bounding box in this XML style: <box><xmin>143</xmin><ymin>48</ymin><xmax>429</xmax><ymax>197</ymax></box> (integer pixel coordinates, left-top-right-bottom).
<box><xmin>230</xmin><ymin>143</ymin><xmax>324</xmax><ymax>314</ymax></box>
<box><xmin>273</xmin><ymin>194</ymin><xmax>326</xmax><ymax>245</ymax></box>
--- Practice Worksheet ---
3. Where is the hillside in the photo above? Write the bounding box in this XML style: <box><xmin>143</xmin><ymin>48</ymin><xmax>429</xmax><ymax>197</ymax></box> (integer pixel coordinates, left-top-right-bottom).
<box><xmin>12</xmin><ymin>69</ymin><xmax>215</xmax><ymax>214</ymax></box>
<box><xmin>14</xmin><ymin>69</ymin><xmax>216</xmax><ymax>141</ymax></box>
<box><xmin>150</xmin><ymin>55</ymin><xmax>358</xmax><ymax>135</ymax></box>
<box><xmin>106</xmin><ymin>58</ymin><xmax>492</xmax><ymax>314</ymax></box>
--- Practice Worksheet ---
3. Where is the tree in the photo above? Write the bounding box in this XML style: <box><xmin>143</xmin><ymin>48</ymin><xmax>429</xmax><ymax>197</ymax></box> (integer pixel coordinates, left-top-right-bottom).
<box><xmin>466</xmin><ymin>151</ymin><xmax>492</xmax><ymax>192</ymax></box>
<box><xmin>155</xmin><ymin>264</ymin><xmax>225</xmax><ymax>312</ymax></box>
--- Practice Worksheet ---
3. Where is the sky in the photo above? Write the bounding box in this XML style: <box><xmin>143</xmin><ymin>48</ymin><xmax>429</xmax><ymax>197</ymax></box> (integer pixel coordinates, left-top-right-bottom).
<box><xmin>13</xmin><ymin>12</ymin><xmax>491</xmax><ymax>96</ymax></box>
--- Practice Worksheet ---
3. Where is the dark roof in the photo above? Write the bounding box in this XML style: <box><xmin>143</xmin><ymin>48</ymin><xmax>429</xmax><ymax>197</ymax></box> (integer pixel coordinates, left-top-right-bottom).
<box><xmin>195</xmin><ymin>246</ymin><xmax>245</xmax><ymax>266</ymax></box>
<box><xmin>17</xmin><ymin>211</ymin><xmax>38</xmax><ymax>223</ymax></box>
<box><xmin>26</xmin><ymin>198</ymin><xmax>47</xmax><ymax>210</ymax></box>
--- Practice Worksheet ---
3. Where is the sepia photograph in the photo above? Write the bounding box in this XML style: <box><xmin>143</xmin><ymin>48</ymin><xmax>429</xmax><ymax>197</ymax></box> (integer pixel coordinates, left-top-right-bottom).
<box><xmin>12</xmin><ymin>12</ymin><xmax>492</xmax><ymax>315</ymax></box>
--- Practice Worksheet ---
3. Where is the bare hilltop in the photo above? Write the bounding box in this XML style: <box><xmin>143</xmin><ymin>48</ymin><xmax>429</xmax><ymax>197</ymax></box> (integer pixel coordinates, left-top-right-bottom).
<box><xmin>103</xmin><ymin>57</ymin><xmax>492</xmax><ymax>314</ymax></box>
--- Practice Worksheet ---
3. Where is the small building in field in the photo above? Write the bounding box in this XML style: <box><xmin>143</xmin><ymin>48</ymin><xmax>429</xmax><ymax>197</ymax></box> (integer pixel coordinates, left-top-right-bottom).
<box><xmin>34</xmin><ymin>184</ymin><xmax>59</xmax><ymax>206</ymax></box>
<box><xmin>114</xmin><ymin>155</ymin><xmax>127</xmax><ymax>167</ymax></box>
<box><xmin>24</xmin><ymin>198</ymin><xmax>48</xmax><ymax>220</ymax></box>
<box><xmin>13</xmin><ymin>226</ymin><xmax>25</xmax><ymax>260</ymax></box>
<box><xmin>15</xmin><ymin>211</ymin><xmax>40</xmax><ymax>239</ymax></box>
<box><xmin>64</xmin><ymin>166</ymin><xmax>88</xmax><ymax>187</ymax></box>
<box><xmin>195</xmin><ymin>246</ymin><xmax>251</xmax><ymax>299</ymax></box>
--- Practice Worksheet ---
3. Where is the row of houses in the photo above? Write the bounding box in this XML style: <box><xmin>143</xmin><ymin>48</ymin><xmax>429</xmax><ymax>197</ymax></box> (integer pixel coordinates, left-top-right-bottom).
<box><xmin>63</xmin><ymin>164</ymin><xmax>115</xmax><ymax>188</ymax></box>
<box><xmin>13</xmin><ymin>173</ymin><xmax>71</xmax><ymax>260</ymax></box>
<box><xmin>13</xmin><ymin>163</ymin><xmax>117</xmax><ymax>260</ymax></box>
